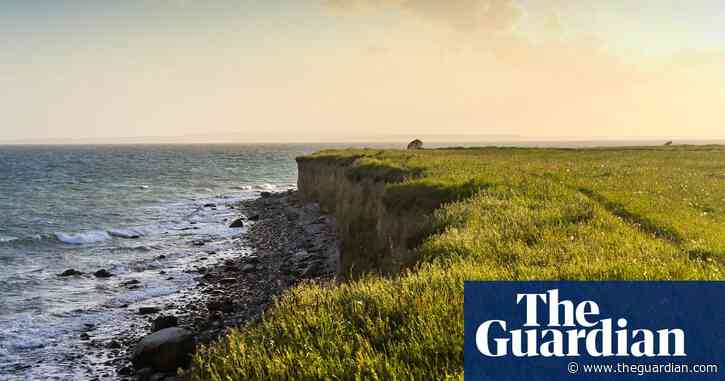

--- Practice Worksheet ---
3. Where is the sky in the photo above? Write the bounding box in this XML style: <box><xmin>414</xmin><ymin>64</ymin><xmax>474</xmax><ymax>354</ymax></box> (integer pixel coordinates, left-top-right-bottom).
<box><xmin>0</xmin><ymin>0</ymin><xmax>723</xmax><ymax>143</ymax></box>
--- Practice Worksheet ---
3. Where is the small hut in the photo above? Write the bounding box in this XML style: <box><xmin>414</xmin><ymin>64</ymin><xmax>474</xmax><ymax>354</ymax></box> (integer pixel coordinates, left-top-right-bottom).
<box><xmin>407</xmin><ymin>139</ymin><xmax>423</xmax><ymax>150</ymax></box>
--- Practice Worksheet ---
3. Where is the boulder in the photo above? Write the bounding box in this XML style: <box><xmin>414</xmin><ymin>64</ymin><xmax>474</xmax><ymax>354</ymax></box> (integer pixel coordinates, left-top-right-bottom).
<box><xmin>58</xmin><ymin>269</ymin><xmax>84</xmax><ymax>277</ymax></box>
<box><xmin>152</xmin><ymin>315</ymin><xmax>179</xmax><ymax>332</ymax></box>
<box><xmin>260</xmin><ymin>191</ymin><xmax>272</xmax><ymax>198</ymax></box>
<box><xmin>93</xmin><ymin>269</ymin><xmax>113</xmax><ymax>278</ymax></box>
<box><xmin>131</xmin><ymin>327</ymin><xmax>195</xmax><ymax>372</ymax></box>
<box><xmin>407</xmin><ymin>139</ymin><xmax>423</xmax><ymax>150</ymax></box>
<box><xmin>248</xmin><ymin>214</ymin><xmax>260</xmax><ymax>221</ymax></box>
<box><xmin>228</xmin><ymin>218</ymin><xmax>244</xmax><ymax>228</ymax></box>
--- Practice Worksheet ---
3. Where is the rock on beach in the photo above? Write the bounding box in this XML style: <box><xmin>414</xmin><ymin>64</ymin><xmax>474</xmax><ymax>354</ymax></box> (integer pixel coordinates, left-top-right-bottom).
<box><xmin>131</xmin><ymin>327</ymin><xmax>195</xmax><ymax>372</ymax></box>
<box><xmin>58</xmin><ymin>269</ymin><xmax>84</xmax><ymax>277</ymax></box>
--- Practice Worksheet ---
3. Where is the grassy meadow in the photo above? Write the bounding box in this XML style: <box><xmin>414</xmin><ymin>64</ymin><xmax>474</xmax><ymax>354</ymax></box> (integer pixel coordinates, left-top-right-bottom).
<box><xmin>190</xmin><ymin>146</ymin><xmax>725</xmax><ymax>380</ymax></box>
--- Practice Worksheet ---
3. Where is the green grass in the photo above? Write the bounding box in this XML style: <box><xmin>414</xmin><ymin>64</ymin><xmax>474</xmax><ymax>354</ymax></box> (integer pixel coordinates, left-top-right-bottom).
<box><xmin>190</xmin><ymin>146</ymin><xmax>725</xmax><ymax>380</ymax></box>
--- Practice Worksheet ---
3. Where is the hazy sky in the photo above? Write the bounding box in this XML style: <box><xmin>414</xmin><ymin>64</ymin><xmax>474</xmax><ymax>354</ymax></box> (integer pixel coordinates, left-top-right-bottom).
<box><xmin>1</xmin><ymin>0</ymin><xmax>723</xmax><ymax>142</ymax></box>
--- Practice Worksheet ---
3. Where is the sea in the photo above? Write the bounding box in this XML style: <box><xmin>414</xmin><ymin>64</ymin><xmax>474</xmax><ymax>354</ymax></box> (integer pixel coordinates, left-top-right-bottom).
<box><xmin>0</xmin><ymin>144</ymin><xmax>343</xmax><ymax>380</ymax></box>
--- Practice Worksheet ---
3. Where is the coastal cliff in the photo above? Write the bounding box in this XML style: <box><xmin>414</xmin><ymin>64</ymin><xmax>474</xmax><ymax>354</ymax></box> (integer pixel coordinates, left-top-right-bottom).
<box><xmin>296</xmin><ymin>155</ymin><xmax>430</xmax><ymax>277</ymax></box>
<box><xmin>191</xmin><ymin>147</ymin><xmax>724</xmax><ymax>381</ymax></box>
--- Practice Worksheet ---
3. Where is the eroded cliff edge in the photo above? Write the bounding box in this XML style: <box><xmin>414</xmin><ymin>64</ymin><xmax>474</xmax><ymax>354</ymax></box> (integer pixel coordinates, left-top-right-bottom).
<box><xmin>296</xmin><ymin>154</ymin><xmax>431</xmax><ymax>277</ymax></box>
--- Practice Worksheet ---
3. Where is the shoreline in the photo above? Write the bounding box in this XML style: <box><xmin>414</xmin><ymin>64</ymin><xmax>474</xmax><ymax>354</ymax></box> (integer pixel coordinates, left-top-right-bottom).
<box><xmin>105</xmin><ymin>191</ymin><xmax>339</xmax><ymax>380</ymax></box>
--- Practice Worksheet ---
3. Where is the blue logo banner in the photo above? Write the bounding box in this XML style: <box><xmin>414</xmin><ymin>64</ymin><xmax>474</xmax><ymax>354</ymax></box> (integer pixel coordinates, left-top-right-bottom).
<box><xmin>464</xmin><ymin>281</ymin><xmax>723</xmax><ymax>380</ymax></box>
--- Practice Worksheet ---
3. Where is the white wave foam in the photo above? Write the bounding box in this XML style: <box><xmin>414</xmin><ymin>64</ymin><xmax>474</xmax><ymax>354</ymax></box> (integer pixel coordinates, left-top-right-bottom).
<box><xmin>108</xmin><ymin>228</ymin><xmax>145</xmax><ymax>239</ymax></box>
<box><xmin>9</xmin><ymin>336</ymin><xmax>46</xmax><ymax>350</ymax></box>
<box><xmin>0</xmin><ymin>235</ymin><xmax>18</xmax><ymax>243</ymax></box>
<box><xmin>55</xmin><ymin>230</ymin><xmax>111</xmax><ymax>245</ymax></box>
<box><xmin>234</xmin><ymin>185</ymin><xmax>253</xmax><ymax>191</ymax></box>
<box><xmin>255</xmin><ymin>183</ymin><xmax>276</xmax><ymax>191</ymax></box>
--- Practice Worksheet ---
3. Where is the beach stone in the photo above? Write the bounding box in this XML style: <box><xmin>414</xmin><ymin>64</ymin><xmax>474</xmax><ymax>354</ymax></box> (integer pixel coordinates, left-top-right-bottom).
<box><xmin>58</xmin><ymin>269</ymin><xmax>83</xmax><ymax>277</ymax></box>
<box><xmin>136</xmin><ymin>367</ymin><xmax>153</xmax><ymax>380</ymax></box>
<box><xmin>131</xmin><ymin>328</ymin><xmax>195</xmax><ymax>372</ymax></box>
<box><xmin>228</xmin><ymin>218</ymin><xmax>244</xmax><ymax>228</ymax></box>
<box><xmin>241</xmin><ymin>264</ymin><xmax>256</xmax><ymax>273</ymax></box>
<box><xmin>121</xmin><ymin>279</ymin><xmax>141</xmax><ymax>287</ymax></box>
<box><xmin>152</xmin><ymin>315</ymin><xmax>179</xmax><ymax>332</ymax></box>
<box><xmin>207</xmin><ymin>299</ymin><xmax>234</xmax><ymax>313</ymax></box>
<box><xmin>303</xmin><ymin>223</ymin><xmax>324</xmax><ymax>236</ymax></box>
<box><xmin>260</xmin><ymin>192</ymin><xmax>272</xmax><ymax>198</ymax></box>
<box><xmin>293</xmin><ymin>251</ymin><xmax>321</xmax><ymax>263</ymax></box>
<box><xmin>284</xmin><ymin>207</ymin><xmax>299</xmax><ymax>220</ymax></box>
<box><xmin>300</xmin><ymin>261</ymin><xmax>325</xmax><ymax>278</ymax></box>
<box><xmin>93</xmin><ymin>269</ymin><xmax>114</xmax><ymax>278</ymax></box>
<box><xmin>139</xmin><ymin>306</ymin><xmax>162</xmax><ymax>315</ymax></box>
<box><xmin>203</xmin><ymin>203</ymin><xmax>216</xmax><ymax>208</ymax></box>
<box><xmin>119</xmin><ymin>365</ymin><xmax>133</xmax><ymax>376</ymax></box>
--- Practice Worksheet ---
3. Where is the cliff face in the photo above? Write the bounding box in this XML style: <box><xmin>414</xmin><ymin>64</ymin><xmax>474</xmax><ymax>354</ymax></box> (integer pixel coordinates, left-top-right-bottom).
<box><xmin>296</xmin><ymin>158</ymin><xmax>427</xmax><ymax>277</ymax></box>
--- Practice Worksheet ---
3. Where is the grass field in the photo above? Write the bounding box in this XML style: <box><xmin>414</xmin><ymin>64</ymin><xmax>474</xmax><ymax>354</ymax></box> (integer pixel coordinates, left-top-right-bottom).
<box><xmin>190</xmin><ymin>146</ymin><xmax>725</xmax><ymax>380</ymax></box>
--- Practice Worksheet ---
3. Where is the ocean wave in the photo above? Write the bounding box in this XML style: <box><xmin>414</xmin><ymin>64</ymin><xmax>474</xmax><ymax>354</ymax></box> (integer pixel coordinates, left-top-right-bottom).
<box><xmin>0</xmin><ymin>235</ymin><xmax>19</xmax><ymax>243</ymax></box>
<box><xmin>6</xmin><ymin>334</ymin><xmax>47</xmax><ymax>351</ymax></box>
<box><xmin>55</xmin><ymin>231</ymin><xmax>112</xmax><ymax>245</ymax></box>
<box><xmin>108</xmin><ymin>228</ymin><xmax>145</xmax><ymax>239</ymax></box>
<box><xmin>0</xmin><ymin>234</ymin><xmax>46</xmax><ymax>247</ymax></box>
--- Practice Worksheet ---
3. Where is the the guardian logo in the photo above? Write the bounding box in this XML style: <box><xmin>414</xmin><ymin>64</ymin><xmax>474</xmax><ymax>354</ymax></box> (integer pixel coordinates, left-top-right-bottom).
<box><xmin>475</xmin><ymin>289</ymin><xmax>686</xmax><ymax>358</ymax></box>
